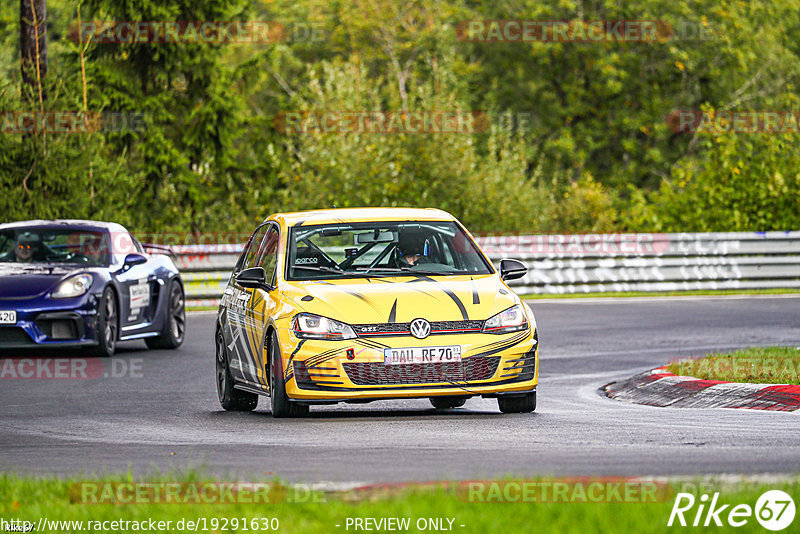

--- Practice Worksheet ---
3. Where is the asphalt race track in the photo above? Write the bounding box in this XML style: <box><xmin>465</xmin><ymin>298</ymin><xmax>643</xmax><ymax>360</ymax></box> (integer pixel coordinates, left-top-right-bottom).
<box><xmin>2</xmin><ymin>296</ymin><xmax>799</xmax><ymax>484</ymax></box>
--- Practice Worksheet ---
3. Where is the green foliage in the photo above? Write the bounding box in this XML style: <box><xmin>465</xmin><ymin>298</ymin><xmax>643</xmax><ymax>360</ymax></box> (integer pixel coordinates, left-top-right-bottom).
<box><xmin>630</xmin><ymin>125</ymin><xmax>800</xmax><ymax>231</ymax></box>
<box><xmin>1</xmin><ymin>0</ymin><xmax>799</xmax><ymax>237</ymax></box>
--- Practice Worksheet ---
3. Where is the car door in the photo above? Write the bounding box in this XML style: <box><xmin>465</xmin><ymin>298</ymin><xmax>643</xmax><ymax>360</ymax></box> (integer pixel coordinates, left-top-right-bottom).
<box><xmin>248</xmin><ymin>224</ymin><xmax>281</xmax><ymax>388</ymax></box>
<box><xmin>111</xmin><ymin>233</ymin><xmax>157</xmax><ymax>329</ymax></box>
<box><xmin>222</xmin><ymin>224</ymin><xmax>269</xmax><ymax>384</ymax></box>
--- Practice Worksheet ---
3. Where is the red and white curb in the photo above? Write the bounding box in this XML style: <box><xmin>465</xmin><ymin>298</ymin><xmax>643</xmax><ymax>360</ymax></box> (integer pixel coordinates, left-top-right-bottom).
<box><xmin>604</xmin><ymin>367</ymin><xmax>800</xmax><ymax>411</ymax></box>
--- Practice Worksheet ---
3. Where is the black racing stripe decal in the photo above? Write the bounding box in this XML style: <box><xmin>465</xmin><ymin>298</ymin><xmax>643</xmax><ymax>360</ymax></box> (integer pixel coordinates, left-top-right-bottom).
<box><xmin>317</xmin><ymin>280</ymin><xmax>386</xmax><ymax>315</ymax></box>
<box><xmin>471</xmin><ymin>331</ymin><xmax>529</xmax><ymax>352</ymax></box>
<box><xmin>415</xmin><ymin>275</ymin><xmax>469</xmax><ymax>320</ymax></box>
<box><xmin>304</xmin><ymin>346</ymin><xmax>344</xmax><ymax>367</ymax></box>
<box><xmin>304</xmin><ymin>347</ymin><xmax>342</xmax><ymax>367</ymax></box>
<box><xmin>244</xmin><ymin>299</ymin><xmax>261</xmax><ymax>377</ymax></box>
<box><xmin>467</xmin><ymin>332</ymin><xmax>529</xmax><ymax>358</ymax></box>
<box><xmin>373</xmin><ymin>278</ymin><xmax>442</xmax><ymax>299</ymax></box>
<box><xmin>388</xmin><ymin>299</ymin><xmax>397</xmax><ymax>323</ymax></box>
<box><xmin>470</xmin><ymin>277</ymin><xmax>480</xmax><ymax>305</ymax></box>
<box><xmin>284</xmin><ymin>339</ymin><xmax>306</xmax><ymax>381</ymax></box>
<box><xmin>227</xmin><ymin>315</ymin><xmax>250</xmax><ymax>379</ymax></box>
<box><xmin>308</xmin><ymin>354</ymin><xmax>342</xmax><ymax>367</ymax></box>
<box><xmin>472</xmin><ymin>337</ymin><xmax>513</xmax><ymax>352</ymax></box>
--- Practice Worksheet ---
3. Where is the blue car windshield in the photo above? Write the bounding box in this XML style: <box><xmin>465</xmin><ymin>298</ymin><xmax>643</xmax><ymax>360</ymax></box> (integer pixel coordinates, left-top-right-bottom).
<box><xmin>286</xmin><ymin>221</ymin><xmax>493</xmax><ymax>281</ymax></box>
<box><xmin>0</xmin><ymin>228</ymin><xmax>111</xmax><ymax>266</ymax></box>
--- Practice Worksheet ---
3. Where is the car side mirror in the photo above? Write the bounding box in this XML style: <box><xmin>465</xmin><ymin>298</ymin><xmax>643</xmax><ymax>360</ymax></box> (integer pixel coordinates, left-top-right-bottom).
<box><xmin>236</xmin><ymin>267</ymin><xmax>270</xmax><ymax>290</ymax></box>
<box><xmin>500</xmin><ymin>259</ymin><xmax>527</xmax><ymax>281</ymax></box>
<box><xmin>123</xmin><ymin>253</ymin><xmax>147</xmax><ymax>268</ymax></box>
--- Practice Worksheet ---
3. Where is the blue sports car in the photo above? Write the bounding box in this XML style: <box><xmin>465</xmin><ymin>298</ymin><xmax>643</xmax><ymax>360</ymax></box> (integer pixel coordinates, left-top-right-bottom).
<box><xmin>0</xmin><ymin>220</ymin><xmax>185</xmax><ymax>356</ymax></box>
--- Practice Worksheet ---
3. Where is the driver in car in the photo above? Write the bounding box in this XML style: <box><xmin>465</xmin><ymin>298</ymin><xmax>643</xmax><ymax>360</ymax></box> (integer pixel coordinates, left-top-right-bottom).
<box><xmin>82</xmin><ymin>235</ymin><xmax>109</xmax><ymax>264</ymax></box>
<box><xmin>13</xmin><ymin>235</ymin><xmax>41</xmax><ymax>263</ymax></box>
<box><xmin>394</xmin><ymin>229</ymin><xmax>430</xmax><ymax>268</ymax></box>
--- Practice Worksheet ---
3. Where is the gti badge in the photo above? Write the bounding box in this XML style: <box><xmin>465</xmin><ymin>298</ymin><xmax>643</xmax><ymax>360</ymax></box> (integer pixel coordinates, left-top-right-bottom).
<box><xmin>410</xmin><ymin>318</ymin><xmax>431</xmax><ymax>339</ymax></box>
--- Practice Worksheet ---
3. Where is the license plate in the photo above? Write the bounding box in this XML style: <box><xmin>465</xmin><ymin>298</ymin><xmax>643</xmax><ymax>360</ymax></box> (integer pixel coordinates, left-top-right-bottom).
<box><xmin>384</xmin><ymin>346</ymin><xmax>462</xmax><ymax>365</ymax></box>
<box><xmin>0</xmin><ymin>310</ymin><xmax>17</xmax><ymax>324</ymax></box>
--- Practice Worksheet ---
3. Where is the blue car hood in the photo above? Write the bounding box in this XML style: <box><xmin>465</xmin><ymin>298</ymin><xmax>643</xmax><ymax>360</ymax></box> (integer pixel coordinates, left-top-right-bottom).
<box><xmin>0</xmin><ymin>264</ymin><xmax>78</xmax><ymax>299</ymax></box>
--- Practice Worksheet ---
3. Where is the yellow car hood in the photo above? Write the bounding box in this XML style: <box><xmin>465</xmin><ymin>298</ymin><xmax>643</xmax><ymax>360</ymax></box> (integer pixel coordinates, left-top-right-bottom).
<box><xmin>282</xmin><ymin>274</ymin><xmax>518</xmax><ymax>324</ymax></box>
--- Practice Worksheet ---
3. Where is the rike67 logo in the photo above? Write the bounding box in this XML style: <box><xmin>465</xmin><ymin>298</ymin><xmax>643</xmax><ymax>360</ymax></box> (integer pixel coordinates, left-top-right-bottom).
<box><xmin>668</xmin><ymin>490</ymin><xmax>795</xmax><ymax>531</ymax></box>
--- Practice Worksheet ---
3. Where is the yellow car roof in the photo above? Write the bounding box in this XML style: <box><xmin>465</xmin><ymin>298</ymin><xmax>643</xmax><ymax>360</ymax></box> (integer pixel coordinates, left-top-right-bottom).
<box><xmin>269</xmin><ymin>207</ymin><xmax>456</xmax><ymax>227</ymax></box>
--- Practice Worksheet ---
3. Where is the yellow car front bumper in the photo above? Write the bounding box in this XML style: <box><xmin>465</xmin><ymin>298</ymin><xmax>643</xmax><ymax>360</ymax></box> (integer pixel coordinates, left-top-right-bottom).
<box><xmin>278</xmin><ymin>327</ymin><xmax>538</xmax><ymax>402</ymax></box>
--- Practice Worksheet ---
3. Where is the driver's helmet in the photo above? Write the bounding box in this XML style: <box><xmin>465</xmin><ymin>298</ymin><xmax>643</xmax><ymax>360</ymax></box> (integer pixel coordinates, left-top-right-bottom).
<box><xmin>15</xmin><ymin>233</ymin><xmax>41</xmax><ymax>259</ymax></box>
<box><xmin>396</xmin><ymin>228</ymin><xmax>428</xmax><ymax>257</ymax></box>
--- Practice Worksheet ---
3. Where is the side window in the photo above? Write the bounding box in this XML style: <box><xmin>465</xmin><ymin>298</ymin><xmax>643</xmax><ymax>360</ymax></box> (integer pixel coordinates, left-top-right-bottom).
<box><xmin>239</xmin><ymin>225</ymin><xmax>269</xmax><ymax>272</ymax></box>
<box><xmin>257</xmin><ymin>226</ymin><xmax>280</xmax><ymax>286</ymax></box>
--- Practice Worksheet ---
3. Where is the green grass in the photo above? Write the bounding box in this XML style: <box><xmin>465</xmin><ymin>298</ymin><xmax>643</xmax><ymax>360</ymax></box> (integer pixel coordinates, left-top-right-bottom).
<box><xmin>667</xmin><ymin>346</ymin><xmax>800</xmax><ymax>385</ymax></box>
<box><xmin>520</xmin><ymin>288</ymin><xmax>800</xmax><ymax>299</ymax></box>
<box><xmin>2</xmin><ymin>474</ymin><xmax>800</xmax><ymax>533</ymax></box>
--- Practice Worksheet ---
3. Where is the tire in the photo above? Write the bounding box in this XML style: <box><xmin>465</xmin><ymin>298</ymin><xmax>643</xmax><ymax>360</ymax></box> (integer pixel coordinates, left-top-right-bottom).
<box><xmin>498</xmin><ymin>391</ymin><xmax>536</xmax><ymax>414</ymax></box>
<box><xmin>89</xmin><ymin>287</ymin><xmax>118</xmax><ymax>357</ymax></box>
<box><xmin>216</xmin><ymin>329</ymin><xmax>258</xmax><ymax>411</ymax></box>
<box><xmin>430</xmin><ymin>396</ymin><xmax>467</xmax><ymax>410</ymax></box>
<box><xmin>269</xmin><ymin>333</ymin><xmax>309</xmax><ymax>418</ymax></box>
<box><xmin>145</xmin><ymin>279</ymin><xmax>185</xmax><ymax>350</ymax></box>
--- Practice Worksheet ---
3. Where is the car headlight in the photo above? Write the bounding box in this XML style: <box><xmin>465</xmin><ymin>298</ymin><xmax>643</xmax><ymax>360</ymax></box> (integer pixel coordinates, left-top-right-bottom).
<box><xmin>291</xmin><ymin>313</ymin><xmax>357</xmax><ymax>340</ymax></box>
<box><xmin>482</xmin><ymin>305</ymin><xmax>528</xmax><ymax>334</ymax></box>
<box><xmin>51</xmin><ymin>274</ymin><xmax>93</xmax><ymax>299</ymax></box>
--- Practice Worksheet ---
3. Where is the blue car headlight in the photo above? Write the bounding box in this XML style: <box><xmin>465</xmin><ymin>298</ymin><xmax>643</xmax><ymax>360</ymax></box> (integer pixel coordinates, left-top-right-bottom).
<box><xmin>51</xmin><ymin>274</ymin><xmax>93</xmax><ymax>299</ymax></box>
<box><xmin>482</xmin><ymin>305</ymin><xmax>528</xmax><ymax>334</ymax></box>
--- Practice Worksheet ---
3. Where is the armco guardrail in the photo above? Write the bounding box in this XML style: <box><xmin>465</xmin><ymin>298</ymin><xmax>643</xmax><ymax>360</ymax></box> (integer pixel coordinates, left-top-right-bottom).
<box><xmin>174</xmin><ymin>231</ymin><xmax>800</xmax><ymax>308</ymax></box>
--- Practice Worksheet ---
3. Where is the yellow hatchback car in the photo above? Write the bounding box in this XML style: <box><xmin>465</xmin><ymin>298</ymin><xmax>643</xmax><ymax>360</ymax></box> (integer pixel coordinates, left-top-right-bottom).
<box><xmin>215</xmin><ymin>208</ymin><xmax>538</xmax><ymax>417</ymax></box>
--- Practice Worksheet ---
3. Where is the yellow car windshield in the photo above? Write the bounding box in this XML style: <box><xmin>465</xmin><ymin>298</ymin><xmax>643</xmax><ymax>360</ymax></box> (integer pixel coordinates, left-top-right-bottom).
<box><xmin>286</xmin><ymin>221</ymin><xmax>493</xmax><ymax>280</ymax></box>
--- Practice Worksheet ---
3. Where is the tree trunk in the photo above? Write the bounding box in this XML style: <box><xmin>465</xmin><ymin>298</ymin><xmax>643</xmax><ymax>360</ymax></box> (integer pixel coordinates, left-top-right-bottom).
<box><xmin>20</xmin><ymin>0</ymin><xmax>47</xmax><ymax>103</ymax></box>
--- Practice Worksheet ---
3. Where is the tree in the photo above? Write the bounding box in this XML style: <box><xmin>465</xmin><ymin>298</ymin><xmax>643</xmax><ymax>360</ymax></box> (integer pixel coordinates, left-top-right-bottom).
<box><xmin>20</xmin><ymin>0</ymin><xmax>47</xmax><ymax>103</ymax></box>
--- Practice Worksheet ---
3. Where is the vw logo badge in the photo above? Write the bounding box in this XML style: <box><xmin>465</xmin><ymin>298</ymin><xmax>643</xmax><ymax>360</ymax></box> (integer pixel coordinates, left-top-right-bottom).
<box><xmin>410</xmin><ymin>318</ymin><xmax>431</xmax><ymax>339</ymax></box>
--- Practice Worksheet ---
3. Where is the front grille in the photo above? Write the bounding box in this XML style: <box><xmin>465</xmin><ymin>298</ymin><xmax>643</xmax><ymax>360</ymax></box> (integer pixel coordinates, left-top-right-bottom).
<box><xmin>0</xmin><ymin>327</ymin><xmax>33</xmax><ymax>345</ymax></box>
<box><xmin>353</xmin><ymin>320</ymin><xmax>484</xmax><ymax>337</ymax></box>
<box><xmin>343</xmin><ymin>356</ymin><xmax>500</xmax><ymax>385</ymax></box>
